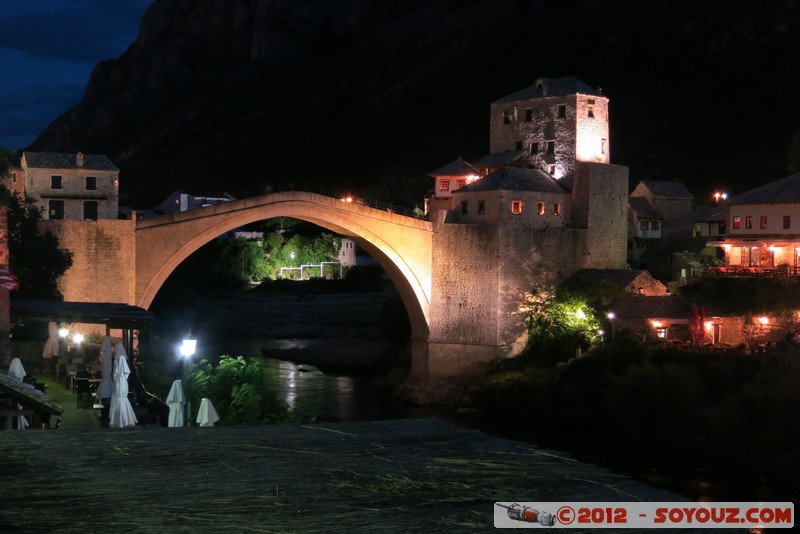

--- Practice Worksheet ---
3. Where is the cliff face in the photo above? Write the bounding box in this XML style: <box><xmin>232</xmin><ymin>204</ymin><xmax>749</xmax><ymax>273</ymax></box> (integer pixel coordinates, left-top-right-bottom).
<box><xmin>29</xmin><ymin>0</ymin><xmax>800</xmax><ymax>203</ymax></box>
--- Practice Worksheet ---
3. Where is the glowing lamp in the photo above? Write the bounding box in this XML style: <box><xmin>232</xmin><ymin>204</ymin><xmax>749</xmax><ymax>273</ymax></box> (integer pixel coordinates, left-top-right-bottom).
<box><xmin>722</xmin><ymin>244</ymin><xmax>731</xmax><ymax>251</ymax></box>
<box><xmin>704</xmin><ymin>321</ymin><xmax>713</xmax><ymax>331</ymax></box>
<box><xmin>180</xmin><ymin>336</ymin><xmax>197</xmax><ymax>359</ymax></box>
<box><xmin>651</xmin><ymin>320</ymin><xmax>663</xmax><ymax>328</ymax></box>
<box><xmin>758</xmin><ymin>316</ymin><xmax>769</xmax><ymax>326</ymax></box>
<box><xmin>768</xmin><ymin>245</ymin><xmax>776</xmax><ymax>252</ymax></box>
<box><xmin>575</xmin><ymin>309</ymin><xmax>586</xmax><ymax>319</ymax></box>
<box><xmin>340</xmin><ymin>196</ymin><xmax>354</xmax><ymax>203</ymax></box>
<box><xmin>607</xmin><ymin>311</ymin><xmax>616</xmax><ymax>320</ymax></box>
<box><xmin>72</xmin><ymin>333</ymin><xmax>84</xmax><ymax>345</ymax></box>
<box><xmin>58</xmin><ymin>328</ymin><xmax>69</xmax><ymax>338</ymax></box>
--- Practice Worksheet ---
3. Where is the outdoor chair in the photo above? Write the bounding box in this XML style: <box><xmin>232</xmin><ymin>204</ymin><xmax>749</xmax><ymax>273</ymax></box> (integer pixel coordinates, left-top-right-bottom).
<box><xmin>75</xmin><ymin>377</ymin><xmax>92</xmax><ymax>408</ymax></box>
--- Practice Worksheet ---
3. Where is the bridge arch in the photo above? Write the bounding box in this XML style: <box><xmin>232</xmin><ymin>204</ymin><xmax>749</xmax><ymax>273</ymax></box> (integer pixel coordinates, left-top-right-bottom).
<box><xmin>135</xmin><ymin>192</ymin><xmax>433</xmax><ymax>341</ymax></box>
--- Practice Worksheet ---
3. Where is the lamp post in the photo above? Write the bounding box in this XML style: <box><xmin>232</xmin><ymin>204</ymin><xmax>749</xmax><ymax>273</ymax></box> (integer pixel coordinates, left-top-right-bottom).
<box><xmin>607</xmin><ymin>311</ymin><xmax>616</xmax><ymax>342</ymax></box>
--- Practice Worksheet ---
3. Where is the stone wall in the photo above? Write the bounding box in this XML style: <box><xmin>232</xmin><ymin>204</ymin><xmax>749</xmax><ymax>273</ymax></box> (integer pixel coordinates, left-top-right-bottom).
<box><xmin>39</xmin><ymin>219</ymin><xmax>136</xmax><ymax>304</ymax></box>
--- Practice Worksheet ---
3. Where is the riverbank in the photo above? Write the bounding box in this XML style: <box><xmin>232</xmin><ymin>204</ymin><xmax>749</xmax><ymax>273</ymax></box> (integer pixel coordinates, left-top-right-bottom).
<box><xmin>0</xmin><ymin>418</ymin><xmax>712</xmax><ymax>533</ymax></box>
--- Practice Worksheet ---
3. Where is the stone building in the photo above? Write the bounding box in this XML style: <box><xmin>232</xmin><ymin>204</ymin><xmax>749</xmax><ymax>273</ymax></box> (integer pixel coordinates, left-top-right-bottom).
<box><xmin>424</xmin><ymin>77</ymin><xmax>628</xmax><ymax>373</ymax></box>
<box><xmin>15</xmin><ymin>151</ymin><xmax>120</xmax><ymax>220</ymax></box>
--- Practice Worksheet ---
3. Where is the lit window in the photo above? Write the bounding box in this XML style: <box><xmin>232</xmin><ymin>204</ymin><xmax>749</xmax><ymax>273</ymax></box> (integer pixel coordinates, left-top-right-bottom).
<box><xmin>760</xmin><ymin>216</ymin><xmax>768</xmax><ymax>229</ymax></box>
<box><xmin>85</xmin><ymin>176</ymin><xmax>97</xmax><ymax>190</ymax></box>
<box><xmin>553</xmin><ymin>203</ymin><xmax>561</xmax><ymax>215</ymax></box>
<box><xmin>538</xmin><ymin>202</ymin><xmax>545</xmax><ymax>215</ymax></box>
<box><xmin>503</xmin><ymin>110</ymin><xmax>511</xmax><ymax>124</ymax></box>
<box><xmin>530</xmin><ymin>142</ymin><xmax>538</xmax><ymax>154</ymax></box>
<box><xmin>461</xmin><ymin>201</ymin><xmax>468</xmax><ymax>215</ymax></box>
<box><xmin>478</xmin><ymin>200</ymin><xmax>485</xmax><ymax>215</ymax></box>
<box><xmin>733</xmin><ymin>216</ymin><xmax>741</xmax><ymax>229</ymax></box>
<box><xmin>456</xmin><ymin>179</ymin><xmax>466</xmax><ymax>189</ymax></box>
<box><xmin>588</xmin><ymin>106</ymin><xmax>594</xmax><ymax>118</ymax></box>
<box><xmin>525</xmin><ymin>109</ymin><xmax>533</xmax><ymax>122</ymax></box>
<box><xmin>511</xmin><ymin>200</ymin><xmax>523</xmax><ymax>214</ymax></box>
<box><xmin>83</xmin><ymin>201</ymin><xmax>98</xmax><ymax>220</ymax></box>
<box><xmin>439</xmin><ymin>179</ymin><xmax>450</xmax><ymax>192</ymax></box>
<box><xmin>546</xmin><ymin>141</ymin><xmax>555</xmax><ymax>154</ymax></box>
<box><xmin>557</xmin><ymin>104</ymin><xmax>566</xmax><ymax>118</ymax></box>
<box><xmin>656</xmin><ymin>327</ymin><xmax>667</xmax><ymax>339</ymax></box>
<box><xmin>784</xmin><ymin>215</ymin><xmax>791</xmax><ymax>229</ymax></box>
<box><xmin>745</xmin><ymin>216</ymin><xmax>752</xmax><ymax>229</ymax></box>
<box><xmin>51</xmin><ymin>175</ymin><xmax>62</xmax><ymax>189</ymax></box>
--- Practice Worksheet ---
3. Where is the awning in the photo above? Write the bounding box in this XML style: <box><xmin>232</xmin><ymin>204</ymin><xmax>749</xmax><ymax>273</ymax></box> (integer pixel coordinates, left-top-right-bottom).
<box><xmin>10</xmin><ymin>299</ymin><xmax>154</xmax><ymax>329</ymax></box>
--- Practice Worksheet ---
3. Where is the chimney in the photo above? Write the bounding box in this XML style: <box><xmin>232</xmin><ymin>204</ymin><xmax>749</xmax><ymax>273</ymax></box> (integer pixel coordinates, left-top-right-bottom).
<box><xmin>76</xmin><ymin>151</ymin><xmax>84</xmax><ymax>167</ymax></box>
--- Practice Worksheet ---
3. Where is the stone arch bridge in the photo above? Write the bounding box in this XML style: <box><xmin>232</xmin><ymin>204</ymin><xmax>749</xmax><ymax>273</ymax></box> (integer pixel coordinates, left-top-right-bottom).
<box><xmin>135</xmin><ymin>192</ymin><xmax>436</xmax><ymax>376</ymax></box>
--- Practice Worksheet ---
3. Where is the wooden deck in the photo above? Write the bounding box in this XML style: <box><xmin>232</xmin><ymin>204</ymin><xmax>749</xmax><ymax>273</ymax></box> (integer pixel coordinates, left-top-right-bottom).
<box><xmin>0</xmin><ymin>418</ymin><xmax>706</xmax><ymax>533</ymax></box>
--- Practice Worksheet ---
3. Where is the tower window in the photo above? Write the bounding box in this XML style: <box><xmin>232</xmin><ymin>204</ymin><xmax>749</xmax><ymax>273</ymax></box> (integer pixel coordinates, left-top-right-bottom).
<box><xmin>745</xmin><ymin>216</ymin><xmax>752</xmax><ymax>229</ymax></box>
<box><xmin>538</xmin><ymin>202</ymin><xmax>545</xmax><ymax>215</ymax></box>
<box><xmin>601</xmin><ymin>138</ymin><xmax>606</xmax><ymax>154</ymax></box>
<box><xmin>85</xmin><ymin>176</ymin><xmax>97</xmax><ymax>190</ymax></box>
<box><xmin>525</xmin><ymin>108</ymin><xmax>533</xmax><ymax>122</ymax></box>
<box><xmin>588</xmin><ymin>106</ymin><xmax>594</xmax><ymax>118</ymax></box>
<box><xmin>478</xmin><ymin>200</ymin><xmax>485</xmax><ymax>215</ymax></box>
<box><xmin>461</xmin><ymin>201</ymin><xmax>468</xmax><ymax>215</ymax></box>
<box><xmin>587</xmin><ymin>99</ymin><xmax>595</xmax><ymax>105</ymax></box>
<box><xmin>83</xmin><ymin>201</ymin><xmax>98</xmax><ymax>220</ymax></box>
<box><xmin>511</xmin><ymin>200</ymin><xmax>523</xmax><ymax>214</ymax></box>
<box><xmin>530</xmin><ymin>142</ymin><xmax>538</xmax><ymax>154</ymax></box>
<box><xmin>547</xmin><ymin>164</ymin><xmax>556</xmax><ymax>176</ymax></box>
<box><xmin>456</xmin><ymin>178</ymin><xmax>466</xmax><ymax>189</ymax></box>
<box><xmin>557</xmin><ymin>104</ymin><xmax>566</xmax><ymax>118</ymax></box>
<box><xmin>50</xmin><ymin>175</ymin><xmax>62</xmax><ymax>189</ymax></box>
<box><xmin>439</xmin><ymin>178</ymin><xmax>450</xmax><ymax>192</ymax></box>
<box><xmin>733</xmin><ymin>216</ymin><xmax>741</xmax><ymax>229</ymax></box>
<box><xmin>503</xmin><ymin>110</ymin><xmax>511</xmax><ymax>124</ymax></box>
<box><xmin>784</xmin><ymin>215</ymin><xmax>791</xmax><ymax>229</ymax></box>
<box><xmin>546</xmin><ymin>141</ymin><xmax>555</xmax><ymax>154</ymax></box>
<box><xmin>554</xmin><ymin>203</ymin><xmax>561</xmax><ymax>215</ymax></box>
<box><xmin>760</xmin><ymin>216</ymin><xmax>768</xmax><ymax>229</ymax></box>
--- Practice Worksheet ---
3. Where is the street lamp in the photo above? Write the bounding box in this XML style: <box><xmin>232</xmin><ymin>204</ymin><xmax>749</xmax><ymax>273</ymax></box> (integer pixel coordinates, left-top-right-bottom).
<box><xmin>180</xmin><ymin>335</ymin><xmax>197</xmax><ymax>359</ymax></box>
<box><xmin>607</xmin><ymin>311</ymin><xmax>616</xmax><ymax>342</ymax></box>
<box><xmin>290</xmin><ymin>251</ymin><xmax>296</xmax><ymax>267</ymax></box>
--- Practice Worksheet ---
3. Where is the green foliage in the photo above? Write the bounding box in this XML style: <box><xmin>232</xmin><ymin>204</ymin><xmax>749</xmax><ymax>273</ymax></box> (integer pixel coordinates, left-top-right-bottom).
<box><xmin>6</xmin><ymin>191</ymin><xmax>73</xmax><ymax>299</ymax></box>
<box><xmin>262</xmin><ymin>231</ymin><xmax>340</xmax><ymax>279</ymax></box>
<box><xmin>680</xmin><ymin>276</ymin><xmax>800</xmax><ymax>315</ymax></box>
<box><xmin>182</xmin><ymin>356</ymin><xmax>290</xmax><ymax>425</ymax></box>
<box><xmin>525</xmin><ymin>292</ymin><xmax>603</xmax><ymax>364</ymax></box>
<box><xmin>0</xmin><ymin>147</ymin><xmax>11</xmax><ymax>180</ymax></box>
<box><xmin>477</xmin><ymin>344</ymin><xmax>800</xmax><ymax>494</ymax></box>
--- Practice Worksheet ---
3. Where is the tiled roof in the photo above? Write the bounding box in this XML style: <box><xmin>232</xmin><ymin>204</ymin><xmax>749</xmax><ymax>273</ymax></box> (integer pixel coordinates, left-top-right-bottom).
<box><xmin>638</xmin><ymin>180</ymin><xmax>693</xmax><ymax>199</ymax></box>
<box><xmin>23</xmin><ymin>151</ymin><xmax>119</xmax><ymax>172</ymax></box>
<box><xmin>728</xmin><ymin>172</ymin><xmax>800</xmax><ymax>205</ymax></box>
<box><xmin>493</xmin><ymin>77</ymin><xmax>602</xmax><ymax>104</ymax></box>
<box><xmin>563</xmin><ymin>269</ymin><xmax>656</xmax><ymax>291</ymax></box>
<box><xmin>455</xmin><ymin>167</ymin><xmax>568</xmax><ymax>194</ymax></box>
<box><xmin>628</xmin><ymin>196</ymin><xmax>662</xmax><ymax>220</ymax></box>
<box><xmin>611</xmin><ymin>294</ymin><xmax>694</xmax><ymax>320</ymax></box>
<box><xmin>693</xmin><ymin>204</ymin><xmax>727</xmax><ymax>222</ymax></box>
<box><xmin>472</xmin><ymin>150</ymin><xmax>525</xmax><ymax>168</ymax></box>
<box><xmin>428</xmin><ymin>158</ymin><xmax>479</xmax><ymax>177</ymax></box>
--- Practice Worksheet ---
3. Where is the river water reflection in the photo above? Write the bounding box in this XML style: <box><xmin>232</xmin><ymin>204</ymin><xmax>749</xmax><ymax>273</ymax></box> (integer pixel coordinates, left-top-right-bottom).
<box><xmin>203</xmin><ymin>335</ymin><xmax>446</xmax><ymax>424</ymax></box>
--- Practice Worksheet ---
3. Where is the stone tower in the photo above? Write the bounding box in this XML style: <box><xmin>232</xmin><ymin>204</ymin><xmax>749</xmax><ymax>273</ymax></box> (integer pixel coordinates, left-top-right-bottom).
<box><xmin>488</xmin><ymin>77</ymin><xmax>610</xmax><ymax>180</ymax></box>
<box><xmin>421</xmin><ymin>77</ymin><xmax>626</xmax><ymax>380</ymax></box>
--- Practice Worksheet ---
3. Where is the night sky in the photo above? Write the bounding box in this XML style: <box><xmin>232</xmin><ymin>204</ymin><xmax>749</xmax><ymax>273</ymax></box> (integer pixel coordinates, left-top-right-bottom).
<box><xmin>0</xmin><ymin>0</ymin><xmax>150</xmax><ymax>150</ymax></box>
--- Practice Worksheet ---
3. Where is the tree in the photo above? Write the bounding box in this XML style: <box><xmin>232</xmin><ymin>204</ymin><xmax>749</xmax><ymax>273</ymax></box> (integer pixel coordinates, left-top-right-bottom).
<box><xmin>3</xmin><ymin>187</ymin><xmax>73</xmax><ymax>299</ymax></box>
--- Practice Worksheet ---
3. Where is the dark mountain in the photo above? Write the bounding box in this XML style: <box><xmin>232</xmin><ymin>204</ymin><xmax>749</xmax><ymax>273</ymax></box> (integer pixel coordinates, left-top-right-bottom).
<box><xmin>29</xmin><ymin>0</ymin><xmax>800</xmax><ymax>205</ymax></box>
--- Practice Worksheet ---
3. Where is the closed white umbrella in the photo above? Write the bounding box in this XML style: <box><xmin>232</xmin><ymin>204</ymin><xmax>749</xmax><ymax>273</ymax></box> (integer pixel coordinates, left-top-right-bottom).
<box><xmin>166</xmin><ymin>380</ymin><xmax>185</xmax><ymax>427</ymax></box>
<box><xmin>108</xmin><ymin>344</ymin><xmax>137</xmax><ymax>428</ymax></box>
<box><xmin>97</xmin><ymin>336</ymin><xmax>114</xmax><ymax>400</ymax></box>
<box><xmin>42</xmin><ymin>322</ymin><xmax>59</xmax><ymax>360</ymax></box>
<box><xmin>196</xmin><ymin>398</ymin><xmax>220</xmax><ymax>427</ymax></box>
<box><xmin>6</xmin><ymin>358</ymin><xmax>29</xmax><ymax>430</ymax></box>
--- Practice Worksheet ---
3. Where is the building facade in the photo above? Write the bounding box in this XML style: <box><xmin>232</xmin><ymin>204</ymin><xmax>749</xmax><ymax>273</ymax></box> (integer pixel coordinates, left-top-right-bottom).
<box><xmin>17</xmin><ymin>151</ymin><xmax>120</xmax><ymax>220</ymax></box>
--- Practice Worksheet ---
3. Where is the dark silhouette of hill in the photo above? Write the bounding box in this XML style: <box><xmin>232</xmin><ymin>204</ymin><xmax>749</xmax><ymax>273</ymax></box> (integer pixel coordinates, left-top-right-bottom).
<box><xmin>28</xmin><ymin>0</ymin><xmax>800</xmax><ymax>205</ymax></box>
